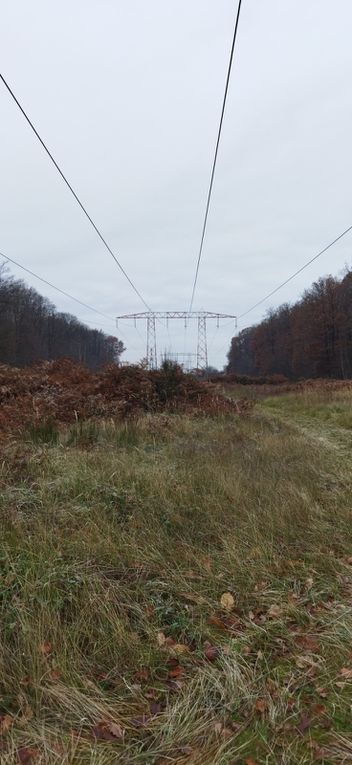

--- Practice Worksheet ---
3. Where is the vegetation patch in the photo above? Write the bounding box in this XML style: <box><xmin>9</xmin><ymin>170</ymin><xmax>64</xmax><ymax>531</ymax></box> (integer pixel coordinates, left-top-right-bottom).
<box><xmin>0</xmin><ymin>359</ymin><xmax>253</xmax><ymax>438</ymax></box>
<box><xmin>0</xmin><ymin>392</ymin><xmax>351</xmax><ymax>762</ymax></box>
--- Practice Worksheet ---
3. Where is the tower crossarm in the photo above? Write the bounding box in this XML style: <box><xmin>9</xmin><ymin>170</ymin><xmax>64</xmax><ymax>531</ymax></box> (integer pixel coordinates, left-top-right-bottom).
<box><xmin>116</xmin><ymin>311</ymin><xmax>237</xmax><ymax>320</ymax></box>
<box><xmin>115</xmin><ymin>311</ymin><xmax>237</xmax><ymax>370</ymax></box>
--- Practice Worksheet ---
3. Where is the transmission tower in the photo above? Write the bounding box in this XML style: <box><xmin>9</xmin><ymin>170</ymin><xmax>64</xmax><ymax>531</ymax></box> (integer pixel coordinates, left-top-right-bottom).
<box><xmin>146</xmin><ymin>313</ymin><xmax>157</xmax><ymax>369</ymax></box>
<box><xmin>116</xmin><ymin>311</ymin><xmax>237</xmax><ymax>370</ymax></box>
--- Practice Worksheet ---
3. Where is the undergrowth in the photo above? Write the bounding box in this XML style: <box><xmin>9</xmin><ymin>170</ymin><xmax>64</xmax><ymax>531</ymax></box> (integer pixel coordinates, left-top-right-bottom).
<box><xmin>0</xmin><ymin>399</ymin><xmax>351</xmax><ymax>764</ymax></box>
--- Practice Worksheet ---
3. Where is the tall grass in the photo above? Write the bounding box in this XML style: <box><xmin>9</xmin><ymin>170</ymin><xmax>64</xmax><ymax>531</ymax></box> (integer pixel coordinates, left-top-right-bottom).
<box><xmin>0</xmin><ymin>404</ymin><xmax>351</xmax><ymax>763</ymax></box>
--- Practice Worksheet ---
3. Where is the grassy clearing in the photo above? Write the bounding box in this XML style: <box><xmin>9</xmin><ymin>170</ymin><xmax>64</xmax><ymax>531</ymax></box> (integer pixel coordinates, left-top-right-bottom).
<box><xmin>263</xmin><ymin>388</ymin><xmax>352</xmax><ymax>428</ymax></box>
<box><xmin>0</xmin><ymin>398</ymin><xmax>352</xmax><ymax>764</ymax></box>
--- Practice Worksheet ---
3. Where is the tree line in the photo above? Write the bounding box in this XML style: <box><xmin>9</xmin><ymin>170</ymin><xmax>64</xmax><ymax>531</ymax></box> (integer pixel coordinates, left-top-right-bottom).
<box><xmin>0</xmin><ymin>265</ymin><xmax>125</xmax><ymax>369</ymax></box>
<box><xmin>227</xmin><ymin>269</ymin><xmax>352</xmax><ymax>379</ymax></box>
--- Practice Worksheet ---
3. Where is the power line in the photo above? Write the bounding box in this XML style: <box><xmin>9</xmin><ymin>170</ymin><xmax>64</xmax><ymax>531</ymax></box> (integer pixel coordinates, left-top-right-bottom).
<box><xmin>0</xmin><ymin>250</ymin><xmax>115</xmax><ymax>323</ymax></box>
<box><xmin>188</xmin><ymin>0</ymin><xmax>243</xmax><ymax>313</ymax></box>
<box><xmin>0</xmin><ymin>72</ymin><xmax>152</xmax><ymax>312</ymax></box>
<box><xmin>239</xmin><ymin>224</ymin><xmax>352</xmax><ymax>320</ymax></box>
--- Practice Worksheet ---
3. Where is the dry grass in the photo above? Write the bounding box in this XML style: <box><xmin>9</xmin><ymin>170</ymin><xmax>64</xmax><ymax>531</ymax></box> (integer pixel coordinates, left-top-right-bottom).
<box><xmin>0</xmin><ymin>398</ymin><xmax>352</xmax><ymax>764</ymax></box>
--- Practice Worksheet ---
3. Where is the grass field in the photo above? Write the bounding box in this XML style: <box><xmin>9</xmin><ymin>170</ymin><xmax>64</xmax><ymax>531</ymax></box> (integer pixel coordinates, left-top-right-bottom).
<box><xmin>1</xmin><ymin>389</ymin><xmax>352</xmax><ymax>764</ymax></box>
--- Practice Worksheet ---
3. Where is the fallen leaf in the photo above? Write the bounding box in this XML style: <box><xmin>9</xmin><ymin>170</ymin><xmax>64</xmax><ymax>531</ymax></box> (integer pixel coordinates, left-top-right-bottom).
<box><xmin>213</xmin><ymin>722</ymin><xmax>234</xmax><ymax>739</ymax></box>
<box><xmin>39</xmin><ymin>640</ymin><xmax>52</xmax><ymax>656</ymax></box>
<box><xmin>165</xmin><ymin>679</ymin><xmax>183</xmax><ymax>692</ymax></box>
<box><xmin>150</xmin><ymin>702</ymin><xmax>162</xmax><ymax>716</ymax></box>
<box><xmin>20</xmin><ymin>676</ymin><xmax>32</xmax><ymax>687</ymax></box>
<box><xmin>340</xmin><ymin>666</ymin><xmax>352</xmax><ymax>679</ymax></box>
<box><xmin>316</xmin><ymin>687</ymin><xmax>328</xmax><ymax>698</ymax></box>
<box><xmin>311</xmin><ymin>743</ymin><xmax>329</xmax><ymax>761</ymax></box>
<box><xmin>221</xmin><ymin>727</ymin><xmax>233</xmax><ymax>738</ymax></box>
<box><xmin>49</xmin><ymin>669</ymin><xmax>61</xmax><ymax>682</ymax></box>
<box><xmin>207</xmin><ymin>615</ymin><xmax>228</xmax><ymax>630</ymax></box>
<box><xmin>295</xmin><ymin>654</ymin><xmax>316</xmax><ymax>669</ymax></box>
<box><xmin>225</xmin><ymin>613</ymin><xmax>241</xmax><ymax>628</ymax></box>
<box><xmin>168</xmin><ymin>665</ymin><xmax>184</xmax><ymax>678</ymax></box>
<box><xmin>17</xmin><ymin>748</ymin><xmax>40</xmax><ymax>765</ymax></box>
<box><xmin>296</xmin><ymin>635</ymin><xmax>320</xmax><ymax>653</ymax></box>
<box><xmin>144</xmin><ymin>688</ymin><xmax>158</xmax><ymax>699</ymax></box>
<box><xmin>179</xmin><ymin>745</ymin><xmax>193</xmax><ymax>756</ymax></box>
<box><xmin>109</xmin><ymin>722</ymin><xmax>124</xmax><ymax>738</ymax></box>
<box><xmin>267</xmin><ymin>604</ymin><xmax>282</xmax><ymax>618</ymax></box>
<box><xmin>311</xmin><ymin>703</ymin><xmax>327</xmax><ymax>716</ymax></box>
<box><xmin>297</xmin><ymin>714</ymin><xmax>312</xmax><ymax>734</ymax></box>
<box><xmin>245</xmin><ymin>759</ymin><xmax>258</xmax><ymax>765</ymax></box>
<box><xmin>92</xmin><ymin>721</ymin><xmax>124</xmax><ymax>740</ymax></box>
<box><xmin>156</xmin><ymin>631</ymin><xmax>167</xmax><ymax>647</ymax></box>
<box><xmin>21</xmin><ymin>705</ymin><xmax>33</xmax><ymax>722</ymax></box>
<box><xmin>145</xmin><ymin>604</ymin><xmax>155</xmax><ymax>618</ymax></box>
<box><xmin>184</xmin><ymin>570</ymin><xmax>199</xmax><ymax>580</ymax></box>
<box><xmin>220</xmin><ymin>592</ymin><xmax>235</xmax><ymax>611</ymax></box>
<box><xmin>254</xmin><ymin>699</ymin><xmax>266</xmax><ymax>714</ymax></box>
<box><xmin>131</xmin><ymin>714</ymin><xmax>149</xmax><ymax>728</ymax></box>
<box><xmin>180</xmin><ymin>591</ymin><xmax>206</xmax><ymax>605</ymax></box>
<box><xmin>266</xmin><ymin>678</ymin><xmax>279</xmax><ymax>695</ymax></box>
<box><xmin>0</xmin><ymin>715</ymin><xmax>13</xmax><ymax>734</ymax></box>
<box><xmin>172</xmin><ymin>643</ymin><xmax>189</xmax><ymax>655</ymax></box>
<box><xmin>134</xmin><ymin>669</ymin><xmax>149</xmax><ymax>682</ymax></box>
<box><xmin>204</xmin><ymin>643</ymin><xmax>220</xmax><ymax>662</ymax></box>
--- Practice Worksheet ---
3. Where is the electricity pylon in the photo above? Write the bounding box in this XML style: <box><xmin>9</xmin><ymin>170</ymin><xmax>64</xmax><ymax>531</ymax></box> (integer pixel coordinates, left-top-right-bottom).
<box><xmin>116</xmin><ymin>311</ymin><xmax>237</xmax><ymax>370</ymax></box>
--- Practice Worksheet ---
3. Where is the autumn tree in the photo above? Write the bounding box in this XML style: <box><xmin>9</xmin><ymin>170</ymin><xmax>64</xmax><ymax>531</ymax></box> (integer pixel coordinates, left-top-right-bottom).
<box><xmin>0</xmin><ymin>267</ymin><xmax>125</xmax><ymax>369</ymax></box>
<box><xmin>227</xmin><ymin>269</ymin><xmax>352</xmax><ymax>380</ymax></box>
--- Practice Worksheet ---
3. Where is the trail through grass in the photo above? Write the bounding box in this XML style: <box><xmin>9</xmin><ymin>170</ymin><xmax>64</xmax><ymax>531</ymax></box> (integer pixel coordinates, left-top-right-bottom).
<box><xmin>262</xmin><ymin>389</ymin><xmax>352</xmax><ymax>456</ymax></box>
<box><xmin>0</xmin><ymin>397</ymin><xmax>352</xmax><ymax>763</ymax></box>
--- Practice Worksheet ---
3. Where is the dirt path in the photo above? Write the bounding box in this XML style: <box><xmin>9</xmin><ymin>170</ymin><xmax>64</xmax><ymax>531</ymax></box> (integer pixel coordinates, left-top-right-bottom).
<box><xmin>261</xmin><ymin>403</ymin><xmax>352</xmax><ymax>459</ymax></box>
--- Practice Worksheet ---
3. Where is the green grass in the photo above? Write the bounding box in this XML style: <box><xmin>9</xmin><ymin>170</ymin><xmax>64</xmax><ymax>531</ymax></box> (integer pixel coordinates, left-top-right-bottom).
<box><xmin>263</xmin><ymin>388</ymin><xmax>352</xmax><ymax>429</ymax></box>
<box><xmin>0</xmin><ymin>399</ymin><xmax>352</xmax><ymax>763</ymax></box>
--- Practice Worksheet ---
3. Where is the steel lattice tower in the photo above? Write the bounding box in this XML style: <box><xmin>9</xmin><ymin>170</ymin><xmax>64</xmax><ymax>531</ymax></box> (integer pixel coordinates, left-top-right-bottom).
<box><xmin>146</xmin><ymin>314</ymin><xmax>157</xmax><ymax>369</ymax></box>
<box><xmin>116</xmin><ymin>312</ymin><xmax>237</xmax><ymax>370</ymax></box>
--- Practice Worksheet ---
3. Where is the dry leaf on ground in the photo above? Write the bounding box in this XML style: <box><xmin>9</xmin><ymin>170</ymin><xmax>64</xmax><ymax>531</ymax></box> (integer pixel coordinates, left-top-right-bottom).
<box><xmin>220</xmin><ymin>592</ymin><xmax>235</xmax><ymax>611</ymax></box>
<box><xmin>134</xmin><ymin>668</ymin><xmax>149</xmax><ymax>682</ymax></box>
<box><xmin>92</xmin><ymin>721</ymin><xmax>124</xmax><ymax>740</ymax></box>
<box><xmin>180</xmin><ymin>591</ymin><xmax>207</xmax><ymax>605</ymax></box>
<box><xmin>48</xmin><ymin>669</ymin><xmax>61</xmax><ymax>682</ymax></box>
<box><xmin>267</xmin><ymin>604</ymin><xmax>282</xmax><ymax>618</ymax></box>
<box><xmin>207</xmin><ymin>614</ymin><xmax>228</xmax><ymax>630</ymax></box>
<box><xmin>0</xmin><ymin>715</ymin><xmax>13</xmax><ymax>734</ymax></box>
<box><xmin>297</xmin><ymin>714</ymin><xmax>312</xmax><ymax>734</ymax></box>
<box><xmin>168</xmin><ymin>665</ymin><xmax>184</xmax><ymax>678</ymax></box>
<box><xmin>340</xmin><ymin>667</ymin><xmax>352</xmax><ymax>679</ymax></box>
<box><xmin>172</xmin><ymin>643</ymin><xmax>189</xmax><ymax>655</ymax></box>
<box><xmin>17</xmin><ymin>748</ymin><xmax>40</xmax><ymax>765</ymax></box>
<box><xmin>39</xmin><ymin>640</ymin><xmax>52</xmax><ymax>656</ymax></box>
<box><xmin>254</xmin><ymin>699</ymin><xmax>266</xmax><ymax>714</ymax></box>
<box><xmin>311</xmin><ymin>703</ymin><xmax>327</xmax><ymax>716</ymax></box>
<box><xmin>204</xmin><ymin>643</ymin><xmax>220</xmax><ymax>662</ymax></box>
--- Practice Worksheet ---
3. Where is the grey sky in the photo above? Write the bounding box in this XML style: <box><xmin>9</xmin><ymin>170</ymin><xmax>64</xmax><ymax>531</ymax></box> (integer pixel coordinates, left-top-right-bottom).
<box><xmin>1</xmin><ymin>0</ymin><xmax>352</xmax><ymax>367</ymax></box>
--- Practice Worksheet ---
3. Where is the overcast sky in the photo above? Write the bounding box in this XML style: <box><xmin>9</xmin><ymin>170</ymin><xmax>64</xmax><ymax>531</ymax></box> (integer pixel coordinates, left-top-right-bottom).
<box><xmin>1</xmin><ymin>0</ymin><xmax>352</xmax><ymax>367</ymax></box>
